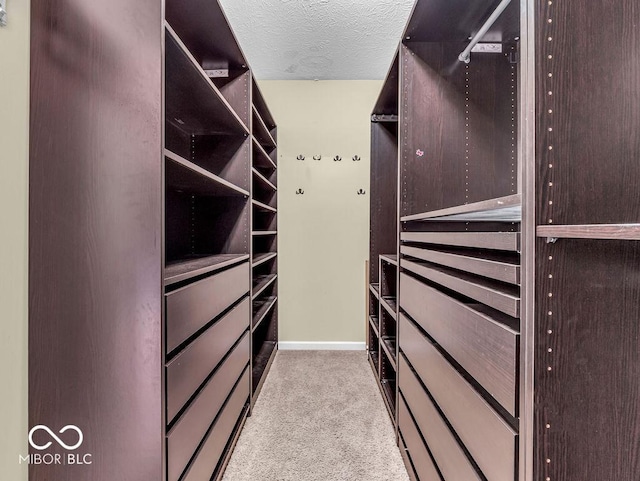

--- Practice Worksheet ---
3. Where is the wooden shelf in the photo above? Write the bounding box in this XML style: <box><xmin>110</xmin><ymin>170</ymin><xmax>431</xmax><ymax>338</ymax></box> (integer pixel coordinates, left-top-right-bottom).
<box><xmin>164</xmin><ymin>254</ymin><xmax>249</xmax><ymax>286</ymax></box>
<box><xmin>252</xmin><ymin>81</ymin><xmax>277</xmax><ymax>132</ymax></box>
<box><xmin>401</xmin><ymin>231</ymin><xmax>520</xmax><ymax>252</ymax></box>
<box><xmin>252</xmin><ymin>340</ymin><xmax>277</xmax><ymax>399</ymax></box>
<box><xmin>252</xmin><ymin>274</ymin><xmax>277</xmax><ymax>299</ymax></box>
<box><xmin>252</xmin><ymin>199</ymin><xmax>277</xmax><ymax>213</ymax></box>
<box><xmin>381</xmin><ymin>336</ymin><xmax>397</xmax><ymax>371</ymax></box>
<box><xmin>380</xmin><ymin>378</ymin><xmax>397</xmax><ymax>426</ymax></box>
<box><xmin>370</xmin><ymin>283</ymin><xmax>380</xmax><ymax>299</ymax></box>
<box><xmin>252</xmin><ymin>231</ymin><xmax>277</xmax><ymax>236</ymax></box>
<box><xmin>381</xmin><ymin>296</ymin><xmax>398</xmax><ymax>319</ymax></box>
<box><xmin>252</xmin><ymin>296</ymin><xmax>277</xmax><ymax>333</ymax></box>
<box><xmin>252</xmin><ymin>106</ymin><xmax>277</xmax><ymax>151</ymax></box>
<box><xmin>252</xmin><ymin>252</ymin><xmax>277</xmax><ymax>267</ymax></box>
<box><xmin>537</xmin><ymin>224</ymin><xmax>640</xmax><ymax>241</ymax></box>
<box><xmin>402</xmin><ymin>194</ymin><xmax>522</xmax><ymax>223</ymax></box>
<box><xmin>165</xmin><ymin>0</ymin><xmax>247</xmax><ymax>70</ymax></box>
<box><xmin>380</xmin><ymin>254</ymin><xmax>398</xmax><ymax>266</ymax></box>
<box><xmin>165</xmin><ymin>24</ymin><xmax>249</xmax><ymax>137</ymax></box>
<box><xmin>252</xmin><ymin>138</ymin><xmax>277</xmax><ymax>170</ymax></box>
<box><xmin>369</xmin><ymin>315</ymin><xmax>379</xmax><ymax>338</ymax></box>
<box><xmin>165</xmin><ymin>150</ymin><xmax>249</xmax><ymax>197</ymax></box>
<box><xmin>252</xmin><ymin>167</ymin><xmax>277</xmax><ymax>191</ymax></box>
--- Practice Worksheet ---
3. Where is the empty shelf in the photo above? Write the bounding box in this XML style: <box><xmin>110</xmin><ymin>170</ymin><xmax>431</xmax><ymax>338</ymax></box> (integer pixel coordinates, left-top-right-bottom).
<box><xmin>252</xmin><ymin>340</ymin><xmax>277</xmax><ymax>397</ymax></box>
<box><xmin>252</xmin><ymin>200</ymin><xmax>277</xmax><ymax>213</ymax></box>
<box><xmin>380</xmin><ymin>254</ymin><xmax>398</xmax><ymax>266</ymax></box>
<box><xmin>401</xmin><ymin>232</ymin><xmax>520</xmax><ymax>252</ymax></box>
<box><xmin>165</xmin><ymin>25</ymin><xmax>248</xmax><ymax>137</ymax></box>
<box><xmin>252</xmin><ymin>168</ymin><xmax>277</xmax><ymax>191</ymax></box>
<box><xmin>252</xmin><ymin>138</ymin><xmax>277</xmax><ymax>170</ymax></box>
<box><xmin>381</xmin><ymin>297</ymin><xmax>398</xmax><ymax>319</ymax></box>
<box><xmin>402</xmin><ymin>194</ymin><xmax>521</xmax><ymax>223</ymax></box>
<box><xmin>252</xmin><ymin>231</ymin><xmax>277</xmax><ymax>236</ymax></box>
<box><xmin>165</xmin><ymin>150</ymin><xmax>250</xmax><ymax>197</ymax></box>
<box><xmin>537</xmin><ymin>224</ymin><xmax>640</xmax><ymax>241</ymax></box>
<box><xmin>380</xmin><ymin>379</ymin><xmax>396</xmax><ymax>424</ymax></box>
<box><xmin>164</xmin><ymin>254</ymin><xmax>250</xmax><ymax>286</ymax></box>
<box><xmin>252</xmin><ymin>252</ymin><xmax>277</xmax><ymax>267</ymax></box>
<box><xmin>369</xmin><ymin>316</ymin><xmax>379</xmax><ymax>338</ymax></box>
<box><xmin>252</xmin><ymin>274</ymin><xmax>278</xmax><ymax>299</ymax></box>
<box><xmin>381</xmin><ymin>337</ymin><xmax>397</xmax><ymax>371</ymax></box>
<box><xmin>252</xmin><ymin>296</ymin><xmax>277</xmax><ymax>332</ymax></box>
<box><xmin>370</xmin><ymin>283</ymin><xmax>380</xmax><ymax>299</ymax></box>
<box><xmin>252</xmin><ymin>106</ymin><xmax>277</xmax><ymax>150</ymax></box>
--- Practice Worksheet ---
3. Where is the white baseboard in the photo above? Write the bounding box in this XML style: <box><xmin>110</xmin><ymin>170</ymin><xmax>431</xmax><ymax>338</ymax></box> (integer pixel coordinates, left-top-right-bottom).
<box><xmin>278</xmin><ymin>341</ymin><xmax>366</xmax><ymax>351</ymax></box>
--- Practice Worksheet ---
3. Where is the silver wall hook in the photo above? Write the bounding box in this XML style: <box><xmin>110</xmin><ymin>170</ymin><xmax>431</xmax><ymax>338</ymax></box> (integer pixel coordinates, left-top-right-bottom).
<box><xmin>296</xmin><ymin>189</ymin><xmax>304</xmax><ymax>195</ymax></box>
<box><xmin>352</xmin><ymin>155</ymin><xmax>361</xmax><ymax>161</ymax></box>
<box><xmin>334</xmin><ymin>156</ymin><xmax>342</xmax><ymax>162</ymax></box>
<box><xmin>313</xmin><ymin>155</ymin><xmax>322</xmax><ymax>161</ymax></box>
<box><xmin>297</xmin><ymin>155</ymin><xmax>305</xmax><ymax>161</ymax></box>
<box><xmin>357</xmin><ymin>189</ymin><xmax>366</xmax><ymax>195</ymax></box>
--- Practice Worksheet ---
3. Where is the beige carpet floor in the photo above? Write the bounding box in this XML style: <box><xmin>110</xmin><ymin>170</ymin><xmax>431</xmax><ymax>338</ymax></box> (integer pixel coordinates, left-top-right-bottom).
<box><xmin>223</xmin><ymin>351</ymin><xmax>410</xmax><ymax>481</ymax></box>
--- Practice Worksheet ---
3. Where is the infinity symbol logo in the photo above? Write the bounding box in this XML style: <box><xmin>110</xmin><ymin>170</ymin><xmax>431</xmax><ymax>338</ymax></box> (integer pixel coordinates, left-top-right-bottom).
<box><xmin>29</xmin><ymin>425</ymin><xmax>84</xmax><ymax>451</ymax></box>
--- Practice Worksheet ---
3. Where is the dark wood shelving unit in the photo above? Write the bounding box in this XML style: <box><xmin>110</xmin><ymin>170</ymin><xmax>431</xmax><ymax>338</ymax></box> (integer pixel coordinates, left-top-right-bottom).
<box><xmin>250</xmin><ymin>77</ymin><xmax>278</xmax><ymax>409</ymax></box>
<box><xmin>165</xmin><ymin>254</ymin><xmax>250</xmax><ymax>286</ymax></box>
<box><xmin>370</xmin><ymin>2</ymin><xmax>640</xmax><ymax>481</ymax></box>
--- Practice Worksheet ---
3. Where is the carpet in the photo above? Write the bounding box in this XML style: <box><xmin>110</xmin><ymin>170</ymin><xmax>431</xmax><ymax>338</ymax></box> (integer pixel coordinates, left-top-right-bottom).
<box><xmin>223</xmin><ymin>350</ymin><xmax>410</xmax><ymax>481</ymax></box>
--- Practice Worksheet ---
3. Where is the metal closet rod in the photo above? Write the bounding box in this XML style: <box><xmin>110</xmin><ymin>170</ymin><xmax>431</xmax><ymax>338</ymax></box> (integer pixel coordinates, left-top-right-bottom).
<box><xmin>458</xmin><ymin>0</ymin><xmax>513</xmax><ymax>64</ymax></box>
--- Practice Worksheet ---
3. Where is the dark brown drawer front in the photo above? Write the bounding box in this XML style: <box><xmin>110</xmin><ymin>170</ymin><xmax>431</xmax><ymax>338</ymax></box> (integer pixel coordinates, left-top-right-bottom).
<box><xmin>398</xmin><ymin>397</ymin><xmax>441</xmax><ymax>481</ymax></box>
<box><xmin>183</xmin><ymin>368</ymin><xmax>250</xmax><ymax>481</ymax></box>
<box><xmin>166</xmin><ymin>297</ymin><xmax>249</xmax><ymax>422</ymax></box>
<box><xmin>167</xmin><ymin>333</ymin><xmax>249</xmax><ymax>481</ymax></box>
<box><xmin>400</xmin><ymin>356</ymin><xmax>481</xmax><ymax>481</ymax></box>
<box><xmin>166</xmin><ymin>262</ymin><xmax>249</xmax><ymax>352</ymax></box>
<box><xmin>400</xmin><ymin>315</ymin><xmax>517</xmax><ymax>481</ymax></box>
<box><xmin>400</xmin><ymin>272</ymin><xmax>518</xmax><ymax>415</ymax></box>
<box><xmin>398</xmin><ymin>434</ymin><xmax>419</xmax><ymax>481</ymax></box>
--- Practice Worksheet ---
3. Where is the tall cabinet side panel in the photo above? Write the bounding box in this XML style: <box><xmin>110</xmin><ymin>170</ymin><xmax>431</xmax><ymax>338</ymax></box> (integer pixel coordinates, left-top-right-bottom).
<box><xmin>29</xmin><ymin>1</ymin><xmax>163</xmax><ymax>479</ymax></box>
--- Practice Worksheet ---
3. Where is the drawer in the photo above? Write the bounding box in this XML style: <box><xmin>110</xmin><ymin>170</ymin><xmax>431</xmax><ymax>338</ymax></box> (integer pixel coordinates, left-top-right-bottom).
<box><xmin>166</xmin><ymin>297</ymin><xmax>249</xmax><ymax>423</ymax></box>
<box><xmin>398</xmin><ymin>397</ymin><xmax>441</xmax><ymax>481</ymax></box>
<box><xmin>399</xmin><ymin>314</ymin><xmax>517</xmax><ymax>481</ymax></box>
<box><xmin>182</xmin><ymin>368</ymin><xmax>250</xmax><ymax>481</ymax></box>
<box><xmin>167</xmin><ymin>332</ymin><xmax>249</xmax><ymax>481</ymax></box>
<box><xmin>398</xmin><ymin>434</ymin><xmax>418</xmax><ymax>481</ymax></box>
<box><xmin>400</xmin><ymin>273</ymin><xmax>518</xmax><ymax>415</ymax></box>
<box><xmin>166</xmin><ymin>262</ymin><xmax>249</xmax><ymax>352</ymax></box>
<box><xmin>399</xmin><ymin>357</ymin><xmax>481</xmax><ymax>481</ymax></box>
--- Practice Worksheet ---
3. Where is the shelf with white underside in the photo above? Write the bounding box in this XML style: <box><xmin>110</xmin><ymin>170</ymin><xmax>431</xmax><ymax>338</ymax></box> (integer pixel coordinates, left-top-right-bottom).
<box><xmin>402</xmin><ymin>194</ymin><xmax>521</xmax><ymax>223</ymax></box>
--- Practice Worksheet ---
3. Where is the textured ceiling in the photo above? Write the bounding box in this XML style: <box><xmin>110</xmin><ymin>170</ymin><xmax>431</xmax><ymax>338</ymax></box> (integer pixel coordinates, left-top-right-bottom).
<box><xmin>218</xmin><ymin>0</ymin><xmax>415</xmax><ymax>80</ymax></box>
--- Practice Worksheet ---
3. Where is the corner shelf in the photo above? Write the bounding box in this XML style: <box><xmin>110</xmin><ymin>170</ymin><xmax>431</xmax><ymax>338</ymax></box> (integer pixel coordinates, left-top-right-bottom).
<box><xmin>252</xmin><ymin>167</ymin><xmax>277</xmax><ymax>191</ymax></box>
<box><xmin>252</xmin><ymin>138</ymin><xmax>277</xmax><ymax>170</ymax></box>
<box><xmin>252</xmin><ymin>105</ymin><xmax>277</xmax><ymax>151</ymax></box>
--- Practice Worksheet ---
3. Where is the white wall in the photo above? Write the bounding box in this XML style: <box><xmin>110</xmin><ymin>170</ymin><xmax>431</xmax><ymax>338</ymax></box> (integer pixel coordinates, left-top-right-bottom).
<box><xmin>259</xmin><ymin>80</ymin><xmax>382</xmax><ymax>346</ymax></box>
<box><xmin>0</xmin><ymin>2</ymin><xmax>30</xmax><ymax>479</ymax></box>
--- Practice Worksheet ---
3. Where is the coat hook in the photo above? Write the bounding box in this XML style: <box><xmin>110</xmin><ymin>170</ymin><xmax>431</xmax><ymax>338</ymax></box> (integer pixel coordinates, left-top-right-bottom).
<box><xmin>313</xmin><ymin>155</ymin><xmax>322</xmax><ymax>161</ymax></box>
<box><xmin>353</xmin><ymin>155</ymin><xmax>361</xmax><ymax>161</ymax></box>
<box><xmin>357</xmin><ymin>189</ymin><xmax>366</xmax><ymax>195</ymax></box>
<box><xmin>296</xmin><ymin>189</ymin><xmax>304</xmax><ymax>195</ymax></box>
<box><xmin>297</xmin><ymin>155</ymin><xmax>305</xmax><ymax>161</ymax></box>
<box><xmin>334</xmin><ymin>155</ymin><xmax>342</xmax><ymax>162</ymax></box>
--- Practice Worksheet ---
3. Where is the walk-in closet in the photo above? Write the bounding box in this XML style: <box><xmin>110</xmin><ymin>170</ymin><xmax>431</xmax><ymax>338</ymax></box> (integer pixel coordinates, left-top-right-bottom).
<box><xmin>7</xmin><ymin>0</ymin><xmax>638</xmax><ymax>480</ymax></box>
